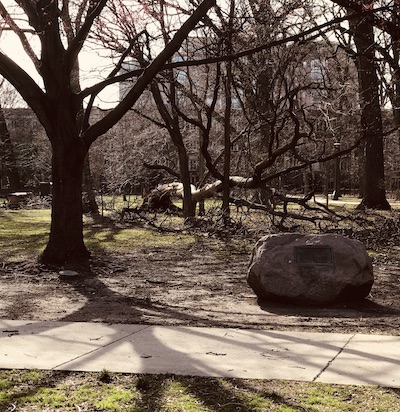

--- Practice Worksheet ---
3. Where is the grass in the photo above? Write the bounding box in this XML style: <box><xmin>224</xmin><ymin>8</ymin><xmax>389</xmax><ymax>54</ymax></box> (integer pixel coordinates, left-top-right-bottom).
<box><xmin>1</xmin><ymin>205</ymin><xmax>400</xmax><ymax>409</ymax></box>
<box><xmin>0</xmin><ymin>209</ymin><xmax>50</xmax><ymax>260</ymax></box>
<box><xmin>0</xmin><ymin>370</ymin><xmax>399</xmax><ymax>412</ymax></box>
<box><xmin>0</xmin><ymin>199</ymin><xmax>258</xmax><ymax>262</ymax></box>
<box><xmin>0</xmin><ymin>207</ymin><xmax>198</xmax><ymax>262</ymax></box>
<box><xmin>84</xmin><ymin>223</ymin><xmax>196</xmax><ymax>253</ymax></box>
<box><xmin>0</xmin><ymin>370</ymin><xmax>138</xmax><ymax>411</ymax></box>
<box><xmin>2</xmin><ymin>195</ymin><xmax>400</xmax><ymax>262</ymax></box>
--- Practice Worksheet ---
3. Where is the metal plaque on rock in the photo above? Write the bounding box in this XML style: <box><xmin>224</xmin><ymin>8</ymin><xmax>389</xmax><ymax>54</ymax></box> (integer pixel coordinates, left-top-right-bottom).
<box><xmin>294</xmin><ymin>246</ymin><xmax>334</xmax><ymax>266</ymax></box>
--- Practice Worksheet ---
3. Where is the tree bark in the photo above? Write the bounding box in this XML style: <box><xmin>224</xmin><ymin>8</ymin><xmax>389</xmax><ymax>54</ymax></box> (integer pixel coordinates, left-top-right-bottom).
<box><xmin>221</xmin><ymin>0</ymin><xmax>235</xmax><ymax>221</ymax></box>
<box><xmin>357</xmin><ymin>142</ymin><xmax>366</xmax><ymax>198</ymax></box>
<box><xmin>247</xmin><ymin>0</ymin><xmax>275</xmax><ymax>206</ymax></box>
<box><xmin>39</xmin><ymin>132</ymin><xmax>89</xmax><ymax>267</ymax></box>
<box><xmin>350</xmin><ymin>10</ymin><xmax>391</xmax><ymax>210</ymax></box>
<box><xmin>391</xmin><ymin>4</ymin><xmax>400</xmax><ymax>193</ymax></box>
<box><xmin>178</xmin><ymin>146</ymin><xmax>196</xmax><ymax>218</ymax></box>
<box><xmin>222</xmin><ymin>62</ymin><xmax>232</xmax><ymax>220</ymax></box>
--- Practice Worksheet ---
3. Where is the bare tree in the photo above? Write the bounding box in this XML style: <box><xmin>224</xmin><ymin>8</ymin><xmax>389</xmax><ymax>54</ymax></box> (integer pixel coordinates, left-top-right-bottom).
<box><xmin>349</xmin><ymin>4</ymin><xmax>390</xmax><ymax>209</ymax></box>
<box><xmin>136</xmin><ymin>1</ymin><xmax>362</xmax><ymax>225</ymax></box>
<box><xmin>0</xmin><ymin>0</ymin><xmax>215</xmax><ymax>267</ymax></box>
<box><xmin>330</xmin><ymin>0</ymin><xmax>394</xmax><ymax>209</ymax></box>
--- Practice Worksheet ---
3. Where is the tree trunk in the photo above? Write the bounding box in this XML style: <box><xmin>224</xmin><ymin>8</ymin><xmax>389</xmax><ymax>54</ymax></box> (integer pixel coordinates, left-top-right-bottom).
<box><xmin>357</xmin><ymin>142</ymin><xmax>366</xmax><ymax>198</ymax></box>
<box><xmin>71</xmin><ymin>52</ymin><xmax>99</xmax><ymax>216</ymax></box>
<box><xmin>221</xmin><ymin>1</ymin><xmax>235</xmax><ymax>221</ymax></box>
<box><xmin>178</xmin><ymin>148</ymin><xmax>196</xmax><ymax>218</ymax></box>
<box><xmin>350</xmin><ymin>11</ymin><xmax>390</xmax><ymax>210</ymax></box>
<box><xmin>248</xmin><ymin>0</ymin><xmax>274</xmax><ymax>207</ymax></box>
<box><xmin>0</xmin><ymin>104</ymin><xmax>22</xmax><ymax>191</ymax></box>
<box><xmin>198</xmin><ymin>124</ymin><xmax>205</xmax><ymax>216</ymax></box>
<box><xmin>39</xmin><ymin>140</ymin><xmax>89</xmax><ymax>267</ymax></box>
<box><xmin>148</xmin><ymin>74</ymin><xmax>196</xmax><ymax>218</ymax></box>
<box><xmin>222</xmin><ymin>64</ymin><xmax>232</xmax><ymax>220</ymax></box>
<box><xmin>391</xmin><ymin>22</ymin><xmax>400</xmax><ymax>196</ymax></box>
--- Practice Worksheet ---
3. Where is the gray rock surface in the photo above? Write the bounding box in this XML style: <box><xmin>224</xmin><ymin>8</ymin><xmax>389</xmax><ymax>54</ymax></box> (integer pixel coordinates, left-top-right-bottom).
<box><xmin>247</xmin><ymin>233</ymin><xmax>374</xmax><ymax>305</ymax></box>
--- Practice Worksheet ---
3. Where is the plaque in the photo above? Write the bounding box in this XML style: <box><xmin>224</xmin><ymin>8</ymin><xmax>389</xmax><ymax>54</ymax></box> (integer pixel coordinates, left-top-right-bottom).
<box><xmin>294</xmin><ymin>246</ymin><xmax>334</xmax><ymax>266</ymax></box>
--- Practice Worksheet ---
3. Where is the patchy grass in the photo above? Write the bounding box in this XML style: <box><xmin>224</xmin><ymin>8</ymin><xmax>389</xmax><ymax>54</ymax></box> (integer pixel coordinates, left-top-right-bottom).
<box><xmin>0</xmin><ymin>209</ymin><xmax>50</xmax><ymax>261</ymax></box>
<box><xmin>2</xmin><ymin>198</ymin><xmax>400</xmax><ymax>263</ymax></box>
<box><xmin>0</xmin><ymin>370</ymin><xmax>137</xmax><ymax>411</ymax></box>
<box><xmin>98</xmin><ymin>194</ymin><xmax>142</xmax><ymax>212</ymax></box>
<box><xmin>1</xmin><ymin>205</ymin><xmax>400</xmax><ymax>410</ymax></box>
<box><xmin>0</xmin><ymin>209</ymin><xmax>197</xmax><ymax>262</ymax></box>
<box><xmin>0</xmin><ymin>370</ymin><xmax>399</xmax><ymax>412</ymax></box>
<box><xmin>84</xmin><ymin>223</ymin><xmax>196</xmax><ymax>254</ymax></box>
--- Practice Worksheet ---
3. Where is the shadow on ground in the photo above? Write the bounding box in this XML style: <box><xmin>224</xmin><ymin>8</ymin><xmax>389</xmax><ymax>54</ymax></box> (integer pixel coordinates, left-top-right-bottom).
<box><xmin>257</xmin><ymin>297</ymin><xmax>400</xmax><ymax>319</ymax></box>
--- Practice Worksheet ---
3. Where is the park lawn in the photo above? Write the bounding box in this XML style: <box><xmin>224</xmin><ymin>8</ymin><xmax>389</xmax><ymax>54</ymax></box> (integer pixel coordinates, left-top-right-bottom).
<box><xmin>84</xmin><ymin>223</ymin><xmax>197</xmax><ymax>253</ymax></box>
<box><xmin>0</xmin><ymin>208</ymin><xmax>198</xmax><ymax>262</ymax></box>
<box><xmin>0</xmin><ymin>209</ymin><xmax>51</xmax><ymax>261</ymax></box>
<box><xmin>1</xmin><ymin>197</ymin><xmax>400</xmax><ymax>262</ymax></box>
<box><xmin>1</xmin><ymin>206</ymin><xmax>400</xmax><ymax>410</ymax></box>
<box><xmin>0</xmin><ymin>370</ymin><xmax>399</xmax><ymax>412</ymax></box>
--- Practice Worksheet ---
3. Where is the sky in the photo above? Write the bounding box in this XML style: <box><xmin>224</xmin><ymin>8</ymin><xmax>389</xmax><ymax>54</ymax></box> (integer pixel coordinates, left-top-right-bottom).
<box><xmin>0</xmin><ymin>27</ymin><xmax>120</xmax><ymax>108</ymax></box>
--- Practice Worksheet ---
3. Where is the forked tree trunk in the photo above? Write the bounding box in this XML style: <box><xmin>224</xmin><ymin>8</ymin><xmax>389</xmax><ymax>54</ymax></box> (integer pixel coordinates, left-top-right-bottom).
<box><xmin>39</xmin><ymin>139</ymin><xmax>89</xmax><ymax>267</ymax></box>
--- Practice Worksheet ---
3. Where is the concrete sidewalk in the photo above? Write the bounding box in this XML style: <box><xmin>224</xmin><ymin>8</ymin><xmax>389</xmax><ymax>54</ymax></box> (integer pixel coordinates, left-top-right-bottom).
<box><xmin>1</xmin><ymin>319</ymin><xmax>399</xmax><ymax>387</ymax></box>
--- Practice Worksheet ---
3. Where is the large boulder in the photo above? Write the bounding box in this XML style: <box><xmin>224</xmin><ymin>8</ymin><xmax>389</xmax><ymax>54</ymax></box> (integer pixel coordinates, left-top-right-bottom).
<box><xmin>247</xmin><ymin>233</ymin><xmax>374</xmax><ymax>305</ymax></box>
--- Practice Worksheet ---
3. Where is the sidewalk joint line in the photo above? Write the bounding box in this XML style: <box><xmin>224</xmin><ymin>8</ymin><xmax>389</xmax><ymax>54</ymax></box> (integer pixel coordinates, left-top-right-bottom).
<box><xmin>51</xmin><ymin>324</ymin><xmax>152</xmax><ymax>370</ymax></box>
<box><xmin>312</xmin><ymin>333</ymin><xmax>356</xmax><ymax>382</ymax></box>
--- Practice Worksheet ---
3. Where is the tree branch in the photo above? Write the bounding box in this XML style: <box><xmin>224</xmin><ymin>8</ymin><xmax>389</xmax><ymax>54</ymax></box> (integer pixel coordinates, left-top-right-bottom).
<box><xmin>79</xmin><ymin>8</ymin><xmax>367</xmax><ymax>101</ymax></box>
<box><xmin>331</xmin><ymin>0</ymin><xmax>400</xmax><ymax>40</ymax></box>
<box><xmin>65</xmin><ymin>0</ymin><xmax>108</xmax><ymax>75</ymax></box>
<box><xmin>0</xmin><ymin>1</ymin><xmax>40</xmax><ymax>70</ymax></box>
<box><xmin>82</xmin><ymin>0</ymin><xmax>216</xmax><ymax>146</ymax></box>
<box><xmin>143</xmin><ymin>161</ymin><xmax>180</xmax><ymax>178</ymax></box>
<box><xmin>0</xmin><ymin>52</ymin><xmax>49</xmax><ymax>130</ymax></box>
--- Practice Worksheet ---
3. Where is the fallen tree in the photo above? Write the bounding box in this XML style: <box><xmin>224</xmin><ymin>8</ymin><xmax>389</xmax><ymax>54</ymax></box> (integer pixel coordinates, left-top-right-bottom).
<box><xmin>139</xmin><ymin>178</ymin><xmax>336</xmax><ymax>228</ymax></box>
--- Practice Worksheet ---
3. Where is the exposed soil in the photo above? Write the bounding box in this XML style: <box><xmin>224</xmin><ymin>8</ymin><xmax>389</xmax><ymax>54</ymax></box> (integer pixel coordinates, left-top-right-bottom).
<box><xmin>1</xmin><ymin>242</ymin><xmax>400</xmax><ymax>336</ymax></box>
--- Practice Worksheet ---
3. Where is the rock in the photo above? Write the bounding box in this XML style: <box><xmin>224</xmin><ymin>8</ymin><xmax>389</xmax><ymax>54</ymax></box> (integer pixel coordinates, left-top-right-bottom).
<box><xmin>59</xmin><ymin>270</ymin><xmax>79</xmax><ymax>278</ymax></box>
<box><xmin>247</xmin><ymin>233</ymin><xmax>374</xmax><ymax>305</ymax></box>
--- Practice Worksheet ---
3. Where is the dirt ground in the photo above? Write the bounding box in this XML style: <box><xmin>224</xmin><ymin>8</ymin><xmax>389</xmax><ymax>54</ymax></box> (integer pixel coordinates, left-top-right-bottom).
<box><xmin>1</xmin><ymin>241</ymin><xmax>400</xmax><ymax>336</ymax></box>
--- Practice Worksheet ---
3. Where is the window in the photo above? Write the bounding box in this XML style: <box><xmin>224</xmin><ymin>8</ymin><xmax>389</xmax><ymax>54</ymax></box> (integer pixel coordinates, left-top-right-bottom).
<box><xmin>190</xmin><ymin>174</ymin><xmax>198</xmax><ymax>185</ymax></box>
<box><xmin>231</xmin><ymin>142</ymin><xmax>240</xmax><ymax>152</ymax></box>
<box><xmin>186</xmin><ymin>139</ymin><xmax>199</xmax><ymax>151</ymax></box>
<box><xmin>189</xmin><ymin>157</ymin><xmax>198</xmax><ymax>172</ymax></box>
<box><xmin>310</xmin><ymin>59</ymin><xmax>324</xmax><ymax>82</ymax></box>
<box><xmin>174</xmin><ymin>56</ymin><xmax>187</xmax><ymax>85</ymax></box>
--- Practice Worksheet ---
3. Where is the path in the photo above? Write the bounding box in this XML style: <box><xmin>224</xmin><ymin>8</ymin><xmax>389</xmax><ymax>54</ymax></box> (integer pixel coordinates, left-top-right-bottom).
<box><xmin>1</xmin><ymin>319</ymin><xmax>399</xmax><ymax>388</ymax></box>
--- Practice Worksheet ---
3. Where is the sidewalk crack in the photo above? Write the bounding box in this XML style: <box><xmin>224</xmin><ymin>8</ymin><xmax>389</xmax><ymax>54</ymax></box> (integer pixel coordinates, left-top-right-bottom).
<box><xmin>51</xmin><ymin>324</ymin><xmax>152</xmax><ymax>370</ymax></box>
<box><xmin>312</xmin><ymin>333</ymin><xmax>356</xmax><ymax>382</ymax></box>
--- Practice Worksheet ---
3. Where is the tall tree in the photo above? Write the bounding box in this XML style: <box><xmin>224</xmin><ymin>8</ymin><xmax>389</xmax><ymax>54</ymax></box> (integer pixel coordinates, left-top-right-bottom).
<box><xmin>348</xmin><ymin>4</ymin><xmax>391</xmax><ymax>209</ymax></box>
<box><xmin>331</xmin><ymin>0</ymin><xmax>398</xmax><ymax>208</ymax></box>
<box><xmin>0</xmin><ymin>0</ymin><xmax>215</xmax><ymax>267</ymax></box>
